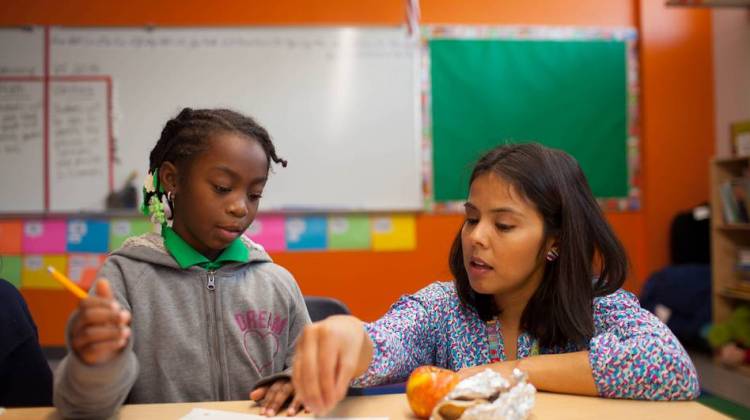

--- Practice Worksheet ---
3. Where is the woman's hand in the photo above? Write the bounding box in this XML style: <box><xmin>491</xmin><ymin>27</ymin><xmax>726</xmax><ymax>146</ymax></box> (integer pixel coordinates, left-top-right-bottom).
<box><xmin>70</xmin><ymin>279</ymin><xmax>131</xmax><ymax>365</ymax></box>
<box><xmin>250</xmin><ymin>379</ymin><xmax>304</xmax><ymax>416</ymax></box>
<box><xmin>291</xmin><ymin>315</ymin><xmax>374</xmax><ymax>415</ymax></box>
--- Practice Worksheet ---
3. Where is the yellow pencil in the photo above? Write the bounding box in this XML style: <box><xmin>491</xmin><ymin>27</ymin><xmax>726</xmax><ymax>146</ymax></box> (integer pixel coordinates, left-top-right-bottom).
<box><xmin>47</xmin><ymin>266</ymin><xmax>89</xmax><ymax>299</ymax></box>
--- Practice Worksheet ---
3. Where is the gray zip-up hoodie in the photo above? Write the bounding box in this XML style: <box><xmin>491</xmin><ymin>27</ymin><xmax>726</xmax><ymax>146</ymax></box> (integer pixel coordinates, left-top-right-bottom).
<box><xmin>54</xmin><ymin>233</ymin><xmax>310</xmax><ymax>419</ymax></box>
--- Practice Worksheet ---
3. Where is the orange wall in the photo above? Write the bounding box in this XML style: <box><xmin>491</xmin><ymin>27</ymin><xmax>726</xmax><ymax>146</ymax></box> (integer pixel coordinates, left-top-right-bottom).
<box><xmin>0</xmin><ymin>0</ymin><xmax>714</xmax><ymax>344</ymax></box>
<box><xmin>639</xmin><ymin>1</ymin><xmax>715</xmax><ymax>276</ymax></box>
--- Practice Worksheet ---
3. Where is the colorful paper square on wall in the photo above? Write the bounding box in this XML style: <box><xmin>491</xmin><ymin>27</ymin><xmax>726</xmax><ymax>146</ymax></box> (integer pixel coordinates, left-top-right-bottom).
<box><xmin>244</xmin><ymin>215</ymin><xmax>286</xmax><ymax>252</ymax></box>
<box><xmin>286</xmin><ymin>216</ymin><xmax>327</xmax><ymax>251</ymax></box>
<box><xmin>0</xmin><ymin>220</ymin><xmax>23</xmax><ymax>253</ymax></box>
<box><xmin>22</xmin><ymin>255</ymin><xmax>67</xmax><ymax>290</ymax></box>
<box><xmin>328</xmin><ymin>215</ymin><xmax>371</xmax><ymax>250</ymax></box>
<box><xmin>0</xmin><ymin>255</ymin><xmax>22</xmax><ymax>288</ymax></box>
<box><xmin>68</xmin><ymin>254</ymin><xmax>106</xmax><ymax>291</ymax></box>
<box><xmin>110</xmin><ymin>218</ymin><xmax>154</xmax><ymax>250</ymax></box>
<box><xmin>371</xmin><ymin>214</ymin><xmax>417</xmax><ymax>251</ymax></box>
<box><xmin>22</xmin><ymin>220</ymin><xmax>67</xmax><ymax>253</ymax></box>
<box><xmin>67</xmin><ymin>219</ymin><xmax>110</xmax><ymax>253</ymax></box>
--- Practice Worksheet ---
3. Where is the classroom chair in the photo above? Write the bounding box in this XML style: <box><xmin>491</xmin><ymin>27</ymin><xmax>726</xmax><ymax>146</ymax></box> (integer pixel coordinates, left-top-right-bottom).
<box><xmin>303</xmin><ymin>296</ymin><xmax>350</xmax><ymax>322</ymax></box>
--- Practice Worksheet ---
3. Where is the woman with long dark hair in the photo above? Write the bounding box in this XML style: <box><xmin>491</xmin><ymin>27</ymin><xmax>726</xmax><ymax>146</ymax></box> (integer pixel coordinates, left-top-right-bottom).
<box><xmin>290</xmin><ymin>143</ymin><xmax>699</xmax><ymax>415</ymax></box>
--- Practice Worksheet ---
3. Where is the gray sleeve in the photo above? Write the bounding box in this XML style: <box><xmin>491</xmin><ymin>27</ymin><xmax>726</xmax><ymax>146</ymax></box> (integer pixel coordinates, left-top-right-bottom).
<box><xmin>53</xmin><ymin>257</ymin><xmax>140</xmax><ymax>419</ymax></box>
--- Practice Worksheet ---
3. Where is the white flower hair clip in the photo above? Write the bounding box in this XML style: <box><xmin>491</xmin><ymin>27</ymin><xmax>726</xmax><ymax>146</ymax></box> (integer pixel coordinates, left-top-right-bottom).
<box><xmin>143</xmin><ymin>171</ymin><xmax>156</xmax><ymax>194</ymax></box>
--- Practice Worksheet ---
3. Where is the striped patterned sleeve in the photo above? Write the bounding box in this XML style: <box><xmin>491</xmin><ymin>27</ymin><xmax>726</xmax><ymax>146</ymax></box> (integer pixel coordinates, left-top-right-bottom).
<box><xmin>588</xmin><ymin>289</ymin><xmax>701</xmax><ymax>400</ymax></box>
<box><xmin>351</xmin><ymin>283</ymin><xmax>450</xmax><ymax>387</ymax></box>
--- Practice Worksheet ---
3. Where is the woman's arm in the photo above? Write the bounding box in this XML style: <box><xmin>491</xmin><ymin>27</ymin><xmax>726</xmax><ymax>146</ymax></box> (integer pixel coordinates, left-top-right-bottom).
<box><xmin>293</xmin><ymin>282</ymin><xmax>452</xmax><ymax>415</ymax></box>
<box><xmin>587</xmin><ymin>290</ymin><xmax>700</xmax><ymax>400</ymax></box>
<box><xmin>459</xmin><ymin>351</ymin><xmax>598</xmax><ymax>396</ymax></box>
<box><xmin>460</xmin><ymin>291</ymin><xmax>700</xmax><ymax>401</ymax></box>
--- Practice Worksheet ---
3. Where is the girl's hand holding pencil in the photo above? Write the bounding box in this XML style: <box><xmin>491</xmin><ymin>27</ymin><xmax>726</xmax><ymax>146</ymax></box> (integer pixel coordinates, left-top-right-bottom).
<box><xmin>47</xmin><ymin>266</ymin><xmax>132</xmax><ymax>365</ymax></box>
<box><xmin>67</xmin><ymin>276</ymin><xmax>132</xmax><ymax>365</ymax></box>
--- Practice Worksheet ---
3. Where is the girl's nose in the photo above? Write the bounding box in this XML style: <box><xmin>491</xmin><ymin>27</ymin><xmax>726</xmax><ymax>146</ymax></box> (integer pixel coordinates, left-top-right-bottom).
<box><xmin>227</xmin><ymin>196</ymin><xmax>249</xmax><ymax>218</ymax></box>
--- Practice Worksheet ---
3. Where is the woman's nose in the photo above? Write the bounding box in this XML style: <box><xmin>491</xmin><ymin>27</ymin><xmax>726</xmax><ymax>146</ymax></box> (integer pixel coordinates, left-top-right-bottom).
<box><xmin>470</xmin><ymin>221</ymin><xmax>490</xmax><ymax>247</ymax></box>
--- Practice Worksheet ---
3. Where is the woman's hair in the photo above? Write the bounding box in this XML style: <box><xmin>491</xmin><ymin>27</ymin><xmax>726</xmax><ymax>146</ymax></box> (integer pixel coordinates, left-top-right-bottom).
<box><xmin>147</xmin><ymin>107</ymin><xmax>286</xmax><ymax>174</ymax></box>
<box><xmin>449</xmin><ymin>143</ymin><xmax>627</xmax><ymax>348</ymax></box>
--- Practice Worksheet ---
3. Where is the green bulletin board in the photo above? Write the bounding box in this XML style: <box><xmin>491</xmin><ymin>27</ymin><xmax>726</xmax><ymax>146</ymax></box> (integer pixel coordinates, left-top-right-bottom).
<box><xmin>430</xmin><ymin>37</ymin><xmax>630</xmax><ymax>203</ymax></box>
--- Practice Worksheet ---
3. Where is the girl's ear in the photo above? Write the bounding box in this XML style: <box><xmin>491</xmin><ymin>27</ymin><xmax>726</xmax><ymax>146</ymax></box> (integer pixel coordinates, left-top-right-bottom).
<box><xmin>159</xmin><ymin>161</ymin><xmax>179</xmax><ymax>193</ymax></box>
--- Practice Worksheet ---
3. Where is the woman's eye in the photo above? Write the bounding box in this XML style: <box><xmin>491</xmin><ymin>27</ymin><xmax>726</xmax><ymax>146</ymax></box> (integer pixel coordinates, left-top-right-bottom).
<box><xmin>465</xmin><ymin>218</ymin><xmax>479</xmax><ymax>225</ymax></box>
<box><xmin>213</xmin><ymin>185</ymin><xmax>231</xmax><ymax>194</ymax></box>
<box><xmin>496</xmin><ymin>223</ymin><xmax>515</xmax><ymax>232</ymax></box>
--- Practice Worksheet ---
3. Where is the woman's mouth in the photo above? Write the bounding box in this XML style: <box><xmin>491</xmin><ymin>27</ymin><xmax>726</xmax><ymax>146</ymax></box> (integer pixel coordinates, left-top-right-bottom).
<box><xmin>467</xmin><ymin>256</ymin><xmax>494</xmax><ymax>277</ymax></box>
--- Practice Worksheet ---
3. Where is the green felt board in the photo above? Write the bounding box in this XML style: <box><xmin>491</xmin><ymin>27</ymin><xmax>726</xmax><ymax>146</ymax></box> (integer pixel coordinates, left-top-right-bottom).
<box><xmin>430</xmin><ymin>39</ymin><xmax>628</xmax><ymax>201</ymax></box>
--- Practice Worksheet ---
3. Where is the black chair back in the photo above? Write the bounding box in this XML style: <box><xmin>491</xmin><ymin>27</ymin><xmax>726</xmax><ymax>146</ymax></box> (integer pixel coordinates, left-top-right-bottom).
<box><xmin>304</xmin><ymin>296</ymin><xmax>350</xmax><ymax>322</ymax></box>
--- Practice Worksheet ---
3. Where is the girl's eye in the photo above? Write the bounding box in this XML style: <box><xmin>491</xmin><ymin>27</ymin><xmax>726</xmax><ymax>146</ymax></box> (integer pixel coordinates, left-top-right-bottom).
<box><xmin>247</xmin><ymin>193</ymin><xmax>263</xmax><ymax>201</ymax></box>
<box><xmin>496</xmin><ymin>223</ymin><xmax>515</xmax><ymax>232</ymax></box>
<box><xmin>465</xmin><ymin>218</ymin><xmax>479</xmax><ymax>225</ymax></box>
<box><xmin>213</xmin><ymin>185</ymin><xmax>231</xmax><ymax>194</ymax></box>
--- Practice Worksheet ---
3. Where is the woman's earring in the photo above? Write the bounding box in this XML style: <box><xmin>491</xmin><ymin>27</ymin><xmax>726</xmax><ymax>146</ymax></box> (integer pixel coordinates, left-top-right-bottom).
<box><xmin>546</xmin><ymin>248</ymin><xmax>559</xmax><ymax>262</ymax></box>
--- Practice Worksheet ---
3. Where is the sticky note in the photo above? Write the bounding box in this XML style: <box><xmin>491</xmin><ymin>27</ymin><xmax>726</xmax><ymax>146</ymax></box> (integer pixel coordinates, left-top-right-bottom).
<box><xmin>286</xmin><ymin>216</ymin><xmax>327</xmax><ymax>251</ymax></box>
<box><xmin>67</xmin><ymin>219</ymin><xmax>110</xmax><ymax>253</ymax></box>
<box><xmin>328</xmin><ymin>215</ymin><xmax>371</xmax><ymax>250</ymax></box>
<box><xmin>0</xmin><ymin>220</ymin><xmax>23</xmax><ymax>253</ymax></box>
<box><xmin>371</xmin><ymin>214</ymin><xmax>417</xmax><ymax>251</ymax></box>
<box><xmin>0</xmin><ymin>255</ymin><xmax>22</xmax><ymax>288</ymax></box>
<box><xmin>244</xmin><ymin>215</ymin><xmax>286</xmax><ymax>252</ymax></box>
<box><xmin>68</xmin><ymin>254</ymin><xmax>106</xmax><ymax>291</ymax></box>
<box><xmin>110</xmin><ymin>218</ymin><xmax>154</xmax><ymax>250</ymax></box>
<box><xmin>22</xmin><ymin>220</ymin><xmax>67</xmax><ymax>253</ymax></box>
<box><xmin>22</xmin><ymin>255</ymin><xmax>67</xmax><ymax>290</ymax></box>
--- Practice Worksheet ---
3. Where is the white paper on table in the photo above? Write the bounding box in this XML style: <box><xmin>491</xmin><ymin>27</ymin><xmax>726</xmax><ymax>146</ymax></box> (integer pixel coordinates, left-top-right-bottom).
<box><xmin>180</xmin><ymin>408</ymin><xmax>388</xmax><ymax>420</ymax></box>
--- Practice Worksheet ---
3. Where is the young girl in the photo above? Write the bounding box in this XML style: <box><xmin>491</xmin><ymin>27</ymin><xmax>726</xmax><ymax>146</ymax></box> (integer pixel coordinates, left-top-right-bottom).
<box><xmin>291</xmin><ymin>143</ymin><xmax>700</xmax><ymax>415</ymax></box>
<box><xmin>54</xmin><ymin>108</ymin><xmax>310</xmax><ymax>418</ymax></box>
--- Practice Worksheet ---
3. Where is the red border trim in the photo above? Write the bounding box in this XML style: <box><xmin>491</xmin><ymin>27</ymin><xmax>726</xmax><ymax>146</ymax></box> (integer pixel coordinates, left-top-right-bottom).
<box><xmin>43</xmin><ymin>26</ymin><xmax>50</xmax><ymax>211</ymax></box>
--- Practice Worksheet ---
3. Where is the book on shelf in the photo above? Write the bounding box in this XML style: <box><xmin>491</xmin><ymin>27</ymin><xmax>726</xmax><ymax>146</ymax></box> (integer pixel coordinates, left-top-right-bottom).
<box><xmin>719</xmin><ymin>178</ymin><xmax>750</xmax><ymax>224</ymax></box>
<box><xmin>739</xmin><ymin>248</ymin><xmax>750</xmax><ymax>283</ymax></box>
<box><xmin>739</xmin><ymin>248</ymin><xmax>750</xmax><ymax>265</ymax></box>
<box><xmin>727</xmin><ymin>283</ymin><xmax>750</xmax><ymax>295</ymax></box>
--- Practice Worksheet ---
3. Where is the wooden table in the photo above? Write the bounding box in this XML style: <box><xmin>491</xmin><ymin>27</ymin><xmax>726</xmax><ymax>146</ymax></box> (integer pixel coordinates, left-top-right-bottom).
<box><xmin>1</xmin><ymin>393</ymin><xmax>728</xmax><ymax>419</ymax></box>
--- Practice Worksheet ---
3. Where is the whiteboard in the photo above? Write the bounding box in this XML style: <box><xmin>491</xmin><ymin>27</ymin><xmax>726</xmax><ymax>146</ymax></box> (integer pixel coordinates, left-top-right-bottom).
<box><xmin>0</xmin><ymin>28</ymin><xmax>45</xmax><ymax>213</ymax></box>
<box><xmin>49</xmin><ymin>80</ymin><xmax>111</xmax><ymax>211</ymax></box>
<box><xmin>0</xmin><ymin>26</ymin><xmax>422</xmax><ymax>213</ymax></box>
<box><xmin>48</xmin><ymin>26</ymin><xmax>422</xmax><ymax>212</ymax></box>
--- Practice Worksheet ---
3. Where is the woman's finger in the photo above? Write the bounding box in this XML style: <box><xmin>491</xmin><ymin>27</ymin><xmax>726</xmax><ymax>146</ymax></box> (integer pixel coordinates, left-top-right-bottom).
<box><xmin>317</xmin><ymin>325</ymin><xmax>338</xmax><ymax>411</ymax></box>
<box><xmin>298</xmin><ymin>325</ymin><xmax>323</xmax><ymax>414</ymax></box>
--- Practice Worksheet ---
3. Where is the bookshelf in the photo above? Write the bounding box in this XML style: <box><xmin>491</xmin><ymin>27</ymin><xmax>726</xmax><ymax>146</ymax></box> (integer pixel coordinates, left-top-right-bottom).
<box><xmin>711</xmin><ymin>156</ymin><xmax>750</xmax><ymax>324</ymax></box>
